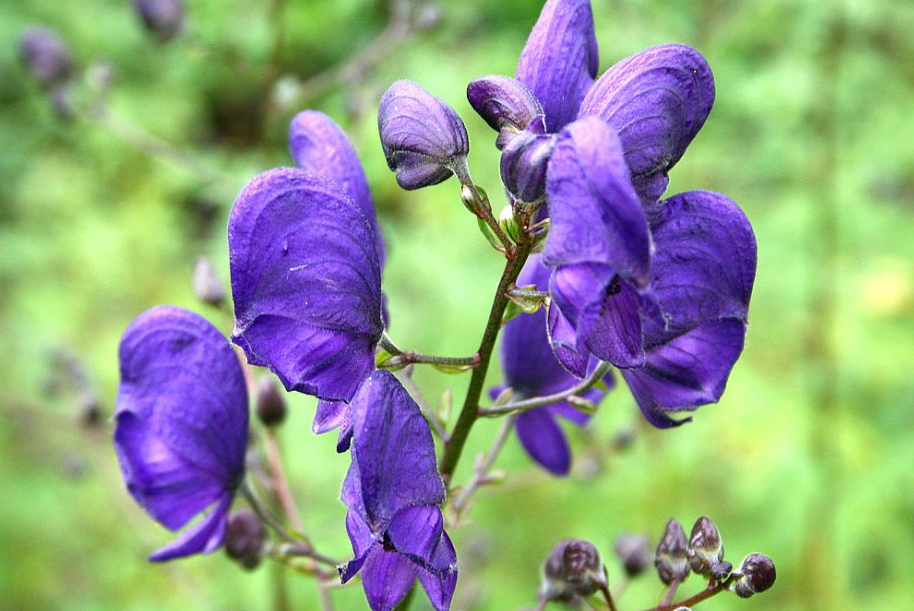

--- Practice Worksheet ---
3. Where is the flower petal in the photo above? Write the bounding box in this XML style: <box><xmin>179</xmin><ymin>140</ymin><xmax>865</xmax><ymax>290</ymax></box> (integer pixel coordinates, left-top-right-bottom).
<box><xmin>115</xmin><ymin>306</ymin><xmax>248</xmax><ymax>530</ymax></box>
<box><xmin>229</xmin><ymin>168</ymin><xmax>383</xmax><ymax>402</ymax></box>
<box><xmin>516</xmin><ymin>409</ymin><xmax>571</xmax><ymax>475</ymax></box>
<box><xmin>467</xmin><ymin>75</ymin><xmax>543</xmax><ymax>149</ymax></box>
<box><xmin>579</xmin><ymin>44</ymin><xmax>715</xmax><ymax>202</ymax></box>
<box><xmin>500</xmin><ymin>118</ymin><xmax>556</xmax><ymax>203</ymax></box>
<box><xmin>417</xmin><ymin>532</ymin><xmax>458</xmax><ymax>611</ymax></box>
<box><xmin>148</xmin><ymin>493</ymin><xmax>232</xmax><ymax>562</ymax></box>
<box><xmin>544</xmin><ymin>117</ymin><xmax>649</xmax><ymax>286</ymax></box>
<box><xmin>387</xmin><ymin>505</ymin><xmax>444</xmax><ymax>565</ymax></box>
<box><xmin>360</xmin><ymin>546</ymin><xmax>419</xmax><ymax>611</ymax></box>
<box><xmin>312</xmin><ymin>399</ymin><xmax>354</xmax><ymax>452</ymax></box>
<box><xmin>340</xmin><ymin>510</ymin><xmax>376</xmax><ymax>582</ymax></box>
<box><xmin>546</xmin><ymin>300</ymin><xmax>590</xmax><ymax>378</ymax></box>
<box><xmin>516</xmin><ymin>0</ymin><xmax>598</xmax><ymax>131</ymax></box>
<box><xmin>289</xmin><ymin>110</ymin><xmax>385</xmax><ymax>263</ymax></box>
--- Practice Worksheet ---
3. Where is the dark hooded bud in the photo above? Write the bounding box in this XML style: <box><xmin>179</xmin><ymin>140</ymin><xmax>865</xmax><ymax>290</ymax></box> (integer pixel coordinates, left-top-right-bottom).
<box><xmin>613</xmin><ymin>533</ymin><xmax>652</xmax><ymax>577</ymax></box>
<box><xmin>378</xmin><ymin>79</ymin><xmax>469</xmax><ymax>190</ymax></box>
<box><xmin>256</xmin><ymin>375</ymin><xmax>287</xmax><ymax>427</ymax></box>
<box><xmin>711</xmin><ymin>560</ymin><xmax>733</xmax><ymax>582</ymax></box>
<box><xmin>19</xmin><ymin>27</ymin><xmax>73</xmax><ymax>89</ymax></box>
<box><xmin>540</xmin><ymin>539</ymin><xmax>607</xmax><ymax>601</ymax></box>
<box><xmin>655</xmin><ymin>519</ymin><xmax>690</xmax><ymax>585</ymax></box>
<box><xmin>224</xmin><ymin>509</ymin><xmax>267</xmax><ymax>570</ymax></box>
<box><xmin>466</xmin><ymin>75</ymin><xmax>543</xmax><ymax>149</ymax></box>
<box><xmin>730</xmin><ymin>553</ymin><xmax>776</xmax><ymax>598</ymax></box>
<box><xmin>192</xmin><ymin>256</ymin><xmax>226</xmax><ymax>307</ymax></box>
<box><xmin>132</xmin><ymin>0</ymin><xmax>185</xmax><ymax>43</ymax></box>
<box><xmin>500</xmin><ymin>116</ymin><xmax>555</xmax><ymax>203</ymax></box>
<box><xmin>687</xmin><ymin>516</ymin><xmax>723</xmax><ymax>575</ymax></box>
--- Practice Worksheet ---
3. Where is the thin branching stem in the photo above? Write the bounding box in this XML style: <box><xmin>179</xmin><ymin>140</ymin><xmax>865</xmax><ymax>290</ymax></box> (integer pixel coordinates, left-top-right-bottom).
<box><xmin>452</xmin><ymin>413</ymin><xmax>517</xmax><ymax>515</ymax></box>
<box><xmin>478</xmin><ymin>362</ymin><xmax>612</xmax><ymax>417</ymax></box>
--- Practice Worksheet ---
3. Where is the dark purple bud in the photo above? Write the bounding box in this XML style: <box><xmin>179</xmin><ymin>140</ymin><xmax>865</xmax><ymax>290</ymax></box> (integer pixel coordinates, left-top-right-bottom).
<box><xmin>132</xmin><ymin>0</ymin><xmax>185</xmax><ymax>43</ymax></box>
<box><xmin>687</xmin><ymin>516</ymin><xmax>723</xmax><ymax>575</ymax></box>
<box><xmin>711</xmin><ymin>560</ymin><xmax>733</xmax><ymax>582</ymax></box>
<box><xmin>655</xmin><ymin>519</ymin><xmax>690</xmax><ymax>585</ymax></box>
<box><xmin>19</xmin><ymin>27</ymin><xmax>73</xmax><ymax>89</ymax></box>
<box><xmin>224</xmin><ymin>509</ymin><xmax>267</xmax><ymax>570</ymax></box>
<box><xmin>378</xmin><ymin>80</ymin><xmax>469</xmax><ymax>190</ymax></box>
<box><xmin>500</xmin><ymin>116</ymin><xmax>555</xmax><ymax>203</ymax></box>
<box><xmin>467</xmin><ymin>75</ymin><xmax>543</xmax><ymax>149</ymax></box>
<box><xmin>256</xmin><ymin>375</ymin><xmax>287</xmax><ymax>427</ymax></box>
<box><xmin>613</xmin><ymin>533</ymin><xmax>652</xmax><ymax>577</ymax></box>
<box><xmin>731</xmin><ymin>553</ymin><xmax>776</xmax><ymax>598</ymax></box>
<box><xmin>192</xmin><ymin>256</ymin><xmax>226</xmax><ymax>307</ymax></box>
<box><xmin>541</xmin><ymin>539</ymin><xmax>607</xmax><ymax>601</ymax></box>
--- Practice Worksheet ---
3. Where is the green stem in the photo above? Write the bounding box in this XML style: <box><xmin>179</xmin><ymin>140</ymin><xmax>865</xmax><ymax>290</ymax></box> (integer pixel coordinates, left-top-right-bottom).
<box><xmin>452</xmin><ymin>413</ymin><xmax>517</xmax><ymax>514</ymax></box>
<box><xmin>478</xmin><ymin>362</ymin><xmax>612</xmax><ymax>417</ymax></box>
<box><xmin>632</xmin><ymin>581</ymin><xmax>731</xmax><ymax>611</ymax></box>
<box><xmin>379</xmin><ymin>352</ymin><xmax>479</xmax><ymax>369</ymax></box>
<box><xmin>453</xmin><ymin>158</ymin><xmax>514</xmax><ymax>253</ymax></box>
<box><xmin>439</xmin><ymin>238</ymin><xmax>533</xmax><ymax>480</ymax></box>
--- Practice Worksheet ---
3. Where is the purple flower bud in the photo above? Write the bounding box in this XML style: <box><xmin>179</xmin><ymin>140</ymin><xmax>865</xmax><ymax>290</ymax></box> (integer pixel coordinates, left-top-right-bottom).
<box><xmin>687</xmin><ymin>516</ymin><xmax>723</xmax><ymax>575</ymax></box>
<box><xmin>500</xmin><ymin>116</ymin><xmax>555</xmax><ymax>203</ymax></box>
<box><xmin>132</xmin><ymin>0</ymin><xmax>185</xmax><ymax>42</ymax></box>
<box><xmin>711</xmin><ymin>560</ymin><xmax>733</xmax><ymax>582</ymax></box>
<box><xmin>613</xmin><ymin>533</ymin><xmax>652</xmax><ymax>577</ymax></box>
<box><xmin>466</xmin><ymin>75</ymin><xmax>543</xmax><ymax>149</ymax></box>
<box><xmin>541</xmin><ymin>539</ymin><xmax>607</xmax><ymax>601</ymax></box>
<box><xmin>731</xmin><ymin>553</ymin><xmax>776</xmax><ymax>598</ymax></box>
<box><xmin>378</xmin><ymin>80</ymin><xmax>469</xmax><ymax>190</ymax></box>
<box><xmin>19</xmin><ymin>27</ymin><xmax>73</xmax><ymax>89</ymax></box>
<box><xmin>224</xmin><ymin>509</ymin><xmax>267</xmax><ymax>570</ymax></box>
<box><xmin>655</xmin><ymin>519</ymin><xmax>690</xmax><ymax>585</ymax></box>
<box><xmin>255</xmin><ymin>375</ymin><xmax>287</xmax><ymax>427</ymax></box>
<box><xmin>192</xmin><ymin>256</ymin><xmax>226</xmax><ymax>307</ymax></box>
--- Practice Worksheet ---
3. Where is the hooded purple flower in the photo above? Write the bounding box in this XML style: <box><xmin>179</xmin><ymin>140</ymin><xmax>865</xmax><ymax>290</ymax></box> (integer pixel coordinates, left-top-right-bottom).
<box><xmin>114</xmin><ymin>306</ymin><xmax>248</xmax><ymax>561</ymax></box>
<box><xmin>228</xmin><ymin>167</ymin><xmax>384</xmax><ymax>404</ymax></box>
<box><xmin>492</xmin><ymin>254</ymin><xmax>613</xmax><ymax>475</ymax></box>
<box><xmin>339</xmin><ymin>371</ymin><xmax>457</xmax><ymax>611</ymax></box>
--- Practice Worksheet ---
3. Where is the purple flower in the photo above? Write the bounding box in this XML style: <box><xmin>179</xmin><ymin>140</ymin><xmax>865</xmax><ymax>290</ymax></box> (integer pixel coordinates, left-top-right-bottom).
<box><xmin>114</xmin><ymin>306</ymin><xmax>248</xmax><ymax>561</ymax></box>
<box><xmin>228</xmin><ymin>167</ymin><xmax>384</xmax><ymax>404</ymax></box>
<box><xmin>378</xmin><ymin>80</ymin><xmax>469</xmax><ymax>190</ymax></box>
<box><xmin>18</xmin><ymin>26</ymin><xmax>73</xmax><ymax>89</ymax></box>
<box><xmin>339</xmin><ymin>371</ymin><xmax>457</xmax><ymax>611</ymax></box>
<box><xmin>467</xmin><ymin>75</ymin><xmax>543</xmax><ymax>149</ymax></box>
<box><xmin>132</xmin><ymin>0</ymin><xmax>185</xmax><ymax>42</ymax></box>
<box><xmin>500</xmin><ymin>115</ymin><xmax>556</xmax><ymax>204</ymax></box>
<box><xmin>493</xmin><ymin>255</ymin><xmax>612</xmax><ymax>475</ymax></box>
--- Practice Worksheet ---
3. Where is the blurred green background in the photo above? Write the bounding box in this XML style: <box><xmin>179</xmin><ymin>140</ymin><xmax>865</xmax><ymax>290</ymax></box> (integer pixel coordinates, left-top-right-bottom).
<box><xmin>2</xmin><ymin>0</ymin><xmax>913</xmax><ymax>610</ymax></box>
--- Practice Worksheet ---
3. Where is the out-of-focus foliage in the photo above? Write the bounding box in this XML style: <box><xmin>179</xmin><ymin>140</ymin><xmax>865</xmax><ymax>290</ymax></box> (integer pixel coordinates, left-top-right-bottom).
<box><xmin>1</xmin><ymin>0</ymin><xmax>913</xmax><ymax>610</ymax></box>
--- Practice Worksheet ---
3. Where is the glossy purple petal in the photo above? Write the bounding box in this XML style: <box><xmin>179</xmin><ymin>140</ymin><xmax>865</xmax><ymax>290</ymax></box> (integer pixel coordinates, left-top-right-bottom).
<box><xmin>114</xmin><ymin>306</ymin><xmax>248</xmax><ymax>559</ymax></box>
<box><xmin>516</xmin><ymin>409</ymin><xmax>572</xmax><ymax>475</ymax></box>
<box><xmin>229</xmin><ymin>168</ymin><xmax>383</xmax><ymax>402</ymax></box>
<box><xmin>579</xmin><ymin>44</ymin><xmax>715</xmax><ymax>202</ymax></box>
<box><xmin>387</xmin><ymin>505</ymin><xmax>444</xmax><ymax>565</ymax></box>
<box><xmin>148</xmin><ymin>494</ymin><xmax>232</xmax><ymax>562</ymax></box>
<box><xmin>361</xmin><ymin>546</ymin><xmax>419</xmax><ymax>611</ymax></box>
<box><xmin>312</xmin><ymin>399</ymin><xmax>354</xmax><ymax>452</ymax></box>
<box><xmin>546</xmin><ymin>300</ymin><xmax>590</xmax><ymax>378</ymax></box>
<box><xmin>417</xmin><ymin>532</ymin><xmax>458</xmax><ymax>611</ymax></box>
<box><xmin>340</xmin><ymin>509</ymin><xmax>376</xmax><ymax>582</ymax></box>
<box><xmin>288</xmin><ymin>110</ymin><xmax>385</xmax><ymax>263</ymax></box>
<box><xmin>378</xmin><ymin>80</ymin><xmax>469</xmax><ymax>190</ymax></box>
<box><xmin>544</xmin><ymin>117</ymin><xmax>649</xmax><ymax>286</ymax></box>
<box><xmin>516</xmin><ymin>0</ymin><xmax>598</xmax><ymax>131</ymax></box>
<box><xmin>500</xmin><ymin>117</ymin><xmax>556</xmax><ymax>203</ymax></box>
<box><xmin>467</xmin><ymin>75</ymin><xmax>543</xmax><ymax>149</ymax></box>
<box><xmin>343</xmin><ymin>371</ymin><xmax>444</xmax><ymax>530</ymax></box>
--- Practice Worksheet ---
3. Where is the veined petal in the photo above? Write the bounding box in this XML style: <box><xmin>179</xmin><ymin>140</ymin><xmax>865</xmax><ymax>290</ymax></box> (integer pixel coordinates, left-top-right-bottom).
<box><xmin>312</xmin><ymin>399</ymin><xmax>354</xmax><ymax>452</ymax></box>
<box><xmin>500</xmin><ymin>118</ymin><xmax>556</xmax><ymax>203</ymax></box>
<box><xmin>387</xmin><ymin>505</ymin><xmax>444</xmax><ymax>566</ymax></box>
<box><xmin>288</xmin><ymin>110</ymin><xmax>385</xmax><ymax>263</ymax></box>
<box><xmin>546</xmin><ymin>300</ymin><xmax>590</xmax><ymax>378</ymax></box>
<box><xmin>579</xmin><ymin>44</ymin><xmax>715</xmax><ymax>202</ymax></box>
<box><xmin>516</xmin><ymin>0</ymin><xmax>598</xmax><ymax>131</ymax></box>
<box><xmin>340</xmin><ymin>509</ymin><xmax>376</xmax><ymax>582</ymax></box>
<box><xmin>360</xmin><ymin>546</ymin><xmax>419</xmax><ymax>611</ymax></box>
<box><xmin>148</xmin><ymin>493</ymin><xmax>232</xmax><ymax>562</ymax></box>
<box><xmin>115</xmin><ymin>306</ymin><xmax>248</xmax><ymax>531</ymax></box>
<box><xmin>417</xmin><ymin>532</ymin><xmax>458</xmax><ymax>611</ymax></box>
<box><xmin>544</xmin><ymin>117</ymin><xmax>649</xmax><ymax>286</ymax></box>
<box><xmin>516</xmin><ymin>409</ymin><xmax>572</xmax><ymax>475</ymax></box>
<box><xmin>467</xmin><ymin>75</ymin><xmax>543</xmax><ymax>149</ymax></box>
<box><xmin>229</xmin><ymin>168</ymin><xmax>383</xmax><ymax>402</ymax></box>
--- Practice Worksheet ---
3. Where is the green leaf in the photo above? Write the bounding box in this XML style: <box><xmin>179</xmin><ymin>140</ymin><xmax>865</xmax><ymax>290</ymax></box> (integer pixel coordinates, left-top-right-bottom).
<box><xmin>431</xmin><ymin>362</ymin><xmax>475</xmax><ymax>374</ymax></box>
<box><xmin>477</xmin><ymin>216</ymin><xmax>504</xmax><ymax>251</ymax></box>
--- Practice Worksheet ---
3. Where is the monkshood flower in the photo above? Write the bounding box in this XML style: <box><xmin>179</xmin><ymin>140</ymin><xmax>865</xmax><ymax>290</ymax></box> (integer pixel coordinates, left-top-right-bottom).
<box><xmin>491</xmin><ymin>254</ymin><xmax>612</xmax><ymax>475</ymax></box>
<box><xmin>499</xmin><ymin>115</ymin><xmax>556</xmax><ymax>204</ymax></box>
<box><xmin>378</xmin><ymin>80</ymin><xmax>469</xmax><ymax>190</ymax></box>
<box><xmin>18</xmin><ymin>26</ymin><xmax>73</xmax><ymax>89</ymax></box>
<box><xmin>132</xmin><ymin>0</ymin><xmax>185</xmax><ymax>43</ymax></box>
<box><xmin>340</xmin><ymin>371</ymin><xmax>457</xmax><ymax>611</ymax></box>
<box><xmin>466</xmin><ymin>75</ymin><xmax>542</xmax><ymax>150</ymax></box>
<box><xmin>114</xmin><ymin>306</ymin><xmax>248</xmax><ymax>561</ymax></box>
<box><xmin>229</xmin><ymin>167</ymin><xmax>384</xmax><ymax>404</ymax></box>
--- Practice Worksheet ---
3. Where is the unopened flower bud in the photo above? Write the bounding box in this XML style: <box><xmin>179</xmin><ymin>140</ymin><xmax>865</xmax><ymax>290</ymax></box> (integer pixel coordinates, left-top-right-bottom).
<box><xmin>540</xmin><ymin>539</ymin><xmax>607</xmax><ymax>601</ymax></box>
<box><xmin>132</xmin><ymin>0</ymin><xmax>185</xmax><ymax>43</ymax></box>
<box><xmin>500</xmin><ymin>116</ymin><xmax>555</xmax><ymax>203</ymax></box>
<box><xmin>224</xmin><ymin>509</ymin><xmax>267</xmax><ymax>570</ymax></box>
<box><xmin>498</xmin><ymin>204</ymin><xmax>521</xmax><ymax>243</ymax></box>
<box><xmin>19</xmin><ymin>27</ymin><xmax>73</xmax><ymax>89</ymax></box>
<box><xmin>192</xmin><ymin>257</ymin><xmax>226</xmax><ymax>307</ymax></box>
<box><xmin>378</xmin><ymin>80</ymin><xmax>469</xmax><ymax>190</ymax></box>
<box><xmin>655</xmin><ymin>518</ymin><xmax>690</xmax><ymax>585</ymax></box>
<box><xmin>730</xmin><ymin>553</ymin><xmax>776</xmax><ymax>598</ymax></box>
<box><xmin>711</xmin><ymin>560</ymin><xmax>733</xmax><ymax>582</ymax></box>
<box><xmin>466</xmin><ymin>75</ymin><xmax>543</xmax><ymax>149</ymax></box>
<box><xmin>687</xmin><ymin>516</ymin><xmax>723</xmax><ymax>575</ymax></box>
<box><xmin>256</xmin><ymin>375</ymin><xmax>287</xmax><ymax>427</ymax></box>
<box><xmin>613</xmin><ymin>533</ymin><xmax>652</xmax><ymax>577</ymax></box>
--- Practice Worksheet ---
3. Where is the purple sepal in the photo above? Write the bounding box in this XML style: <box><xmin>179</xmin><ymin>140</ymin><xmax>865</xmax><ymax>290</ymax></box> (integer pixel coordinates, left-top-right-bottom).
<box><xmin>312</xmin><ymin>399</ymin><xmax>354</xmax><ymax>452</ymax></box>
<box><xmin>516</xmin><ymin>0</ymin><xmax>598</xmax><ymax>132</ymax></box>
<box><xmin>622</xmin><ymin>191</ymin><xmax>756</xmax><ymax>426</ymax></box>
<box><xmin>114</xmin><ymin>306</ymin><xmax>248</xmax><ymax>561</ymax></box>
<box><xmin>500</xmin><ymin>116</ymin><xmax>556</xmax><ymax>203</ymax></box>
<box><xmin>228</xmin><ymin>167</ymin><xmax>383</xmax><ymax>402</ymax></box>
<box><xmin>378</xmin><ymin>80</ymin><xmax>469</xmax><ymax>190</ymax></box>
<box><xmin>466</xmin><ymin>75</ymin><xmax>543</xmax><ymax>149</ymax></box>
<box><xmin>579</xmin><ymin>44</ymin><xmax>715</xmax><ymax>203</ymax></box>
<box><xmin>289</xmin><ymin>110</ymin><xmax>385</xmax><ymax>264</ymax></box>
